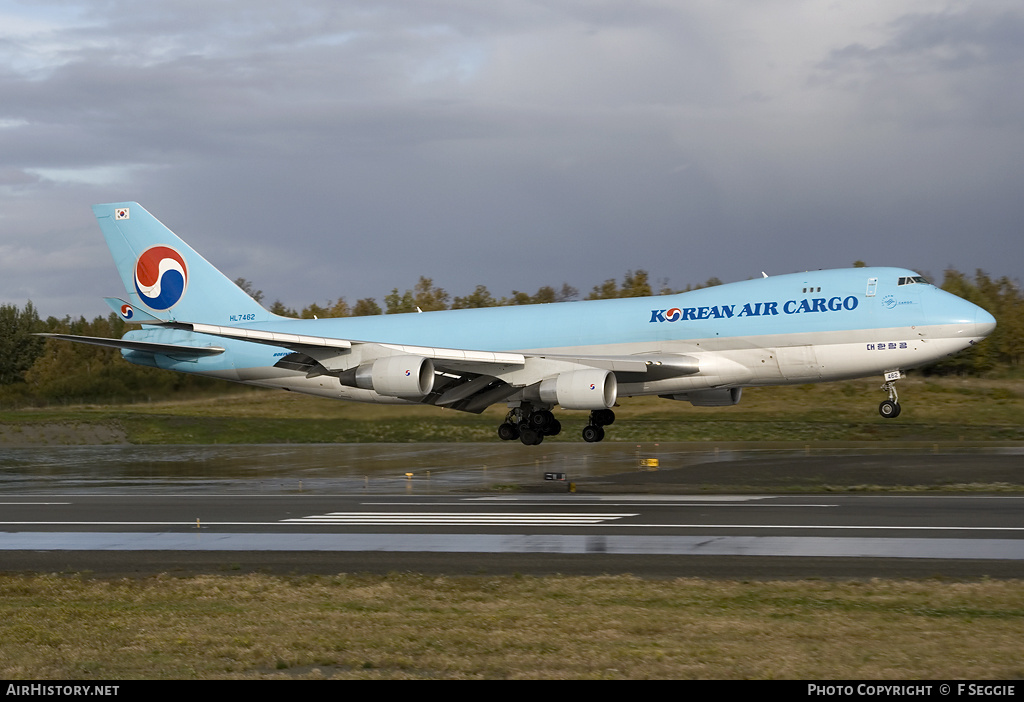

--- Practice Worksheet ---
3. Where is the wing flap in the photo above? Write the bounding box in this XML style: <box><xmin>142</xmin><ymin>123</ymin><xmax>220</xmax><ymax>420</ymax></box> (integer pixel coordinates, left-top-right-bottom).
<box><xmin>377</xmin><ymin>342</ymin><xmax>525</xmax><ymax>365</ymax></box>
<box><xmin>169</xmin><ymin>322</ymin><xmax>527</xmax><ymax>366</ymax></box>
<box><xmin>535</xmin><ymin>353</ymin><xmax>701</xmax><ymax>377</ymax></box>
<box><xmin>187</xmin><ymin>322</ymin><xmax>354</xmax><ymax>350</ymax></box>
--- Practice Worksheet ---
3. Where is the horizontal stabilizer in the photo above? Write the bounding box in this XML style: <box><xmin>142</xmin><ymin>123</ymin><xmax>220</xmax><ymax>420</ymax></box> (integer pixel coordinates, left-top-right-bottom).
<box><xmin>36</xmin><ymin>333</ymin><xmax>225</xmax><ymax>357</ymax></box>
<box><xmin>103</xmin><ymin>297</ymin><xmax>166</xmax><ymax>323</ymax></box>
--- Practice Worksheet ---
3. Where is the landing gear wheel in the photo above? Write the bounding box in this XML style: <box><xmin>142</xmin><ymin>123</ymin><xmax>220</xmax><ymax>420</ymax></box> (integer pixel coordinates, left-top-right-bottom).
<box><xmin>530</xmin><ymin>410</ymin><xmax>555</xmax><ymax>432</ymax></box>
<box><xmin>497</xmin><ymin>422</ymin><xmax>520</xmax><ymax>441</ymax></box>
<box><xmin>519</xmin><ymin>427</ymin><xmax>543</xmax><ymax>445</ymax></box>
<box><xmin>582</xmin><ymin>425</ymin><xmax>605</xmax><ymax>443</ymax></box>
<box><xmin>590</xmin><ymin>409</ymin><xmax>615</xmax><ymax>426</ymax></box>
<box><xmin>498</xmin><ymin>405</ymin><xmax>560</xmax><ymax>445</ymax></box>
<box><xmin>878</xmin><ymin>400</ymin><xmax>901</xmax><ymax>419</ymax></box>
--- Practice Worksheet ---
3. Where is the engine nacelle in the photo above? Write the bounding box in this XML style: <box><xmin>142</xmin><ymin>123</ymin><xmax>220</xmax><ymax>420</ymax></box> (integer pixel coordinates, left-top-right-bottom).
<box><xmin>342</xmin><ymin>355</ymin><xmax>435</xmax><ymax>399</ymax></box>
<box><xmin>539</xmin><ymin>369</ymin><xmax>617</xmax><ymax>410</ymax></box>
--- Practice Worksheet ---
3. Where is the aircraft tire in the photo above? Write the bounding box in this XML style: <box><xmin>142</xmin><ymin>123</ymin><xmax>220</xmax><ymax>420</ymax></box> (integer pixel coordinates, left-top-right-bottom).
<box><xmin>582</xmin><ymin>425</ymin><xmax>605</xmax><ymax>443</ymax></box>
<box><xmin>519</xmin><ymin>427</ymin><xmax>543</xmax><ymax>445</ymax></box>
<box><xmin>878</xmin><ymin>400</ymin><xmax>901</xmax><ymax>419</ymax></box>
<box><xmin>497</xmin><ymin>423</ymin><xmax>519</xmax><ymax>441</ymax></box>
<box><xmin>530</xmin><ymin>410</ymin><xmax>555</xmax><ymax>432</ymax></box>
<box><xmin>591</xmin><ymin>409</ymin><xmax>615</xmax><ymax>426</ymax></box>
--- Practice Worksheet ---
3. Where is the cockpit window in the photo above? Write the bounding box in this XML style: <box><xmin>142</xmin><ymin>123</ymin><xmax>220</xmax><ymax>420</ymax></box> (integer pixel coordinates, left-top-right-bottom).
<box><xmin>897</xmin><ymin>276</ymin><xmax>929</xmax><ymax>286</ymax></box>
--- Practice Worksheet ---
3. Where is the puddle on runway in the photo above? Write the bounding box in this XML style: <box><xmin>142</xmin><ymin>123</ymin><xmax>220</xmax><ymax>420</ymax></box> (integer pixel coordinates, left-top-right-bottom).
<box><xmin>0</xmin><ymin>442</ymin><xmax>1020</xmax><ymax>494</ymax></box>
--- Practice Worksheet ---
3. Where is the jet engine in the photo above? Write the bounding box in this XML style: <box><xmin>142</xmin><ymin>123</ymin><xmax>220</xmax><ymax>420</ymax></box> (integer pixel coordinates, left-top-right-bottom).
<box><xmin>538</xmin><ymin>369</ymin><xmax>617</xmax><ymax>410</ymax></box>
<box><xmin>338</xmin><ymin>355</ymin><xmax>435</xmax><ymax>399</ymax></box>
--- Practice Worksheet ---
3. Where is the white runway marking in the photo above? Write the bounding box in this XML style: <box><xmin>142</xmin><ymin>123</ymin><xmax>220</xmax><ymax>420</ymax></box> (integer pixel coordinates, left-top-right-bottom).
<box><xmin>366</xmin><ymin>501</ymin><xmax>838</xmax><ymax>508</ymax></box>
<box><xmin>282</xmin><ymin>512</ymin><xmax>637</xmax><ymax>525</ymax></box>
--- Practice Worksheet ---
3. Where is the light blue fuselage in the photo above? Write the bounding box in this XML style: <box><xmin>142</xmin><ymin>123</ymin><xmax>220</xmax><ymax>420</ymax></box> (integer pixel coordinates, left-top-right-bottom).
<box><xmin>123</xmin><ymin>266</ymin><xmax>994</xmax><ymax>400</ymax></box>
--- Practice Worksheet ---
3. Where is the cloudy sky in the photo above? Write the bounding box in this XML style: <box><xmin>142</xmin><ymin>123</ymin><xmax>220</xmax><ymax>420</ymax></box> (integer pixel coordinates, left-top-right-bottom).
<box><xmin>2</xmin><ymin>0</ymin><xmax>1022</xmax><ymax>318</ymax></box>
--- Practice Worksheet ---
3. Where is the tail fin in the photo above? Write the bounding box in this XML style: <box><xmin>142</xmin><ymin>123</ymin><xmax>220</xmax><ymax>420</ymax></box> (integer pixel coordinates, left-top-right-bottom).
<box><xmin>92</xmin><ymin>202</ymin><xmax>276</xmax><ymax>325</ymax></box>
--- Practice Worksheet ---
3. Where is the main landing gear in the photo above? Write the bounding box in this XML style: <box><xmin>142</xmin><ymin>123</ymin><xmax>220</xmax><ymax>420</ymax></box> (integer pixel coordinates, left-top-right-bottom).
<box><xmin>497</xmin><ymin>405</ymin><xmax>562</xmax><ymax>446</ymax></box>
<box><xmin>497</xmin><ymin>405</ymin><xmax>616</xmax><ymax>445</ymax></box>
<box><xmin>878</xmin><ymin>370</ymin><xmax>903</xmax><ymax>419</ymax></box>
<box><xmin>582</xmin><ymin>408</ymin><xmax>615</xmax><ymax>443</ymax></box>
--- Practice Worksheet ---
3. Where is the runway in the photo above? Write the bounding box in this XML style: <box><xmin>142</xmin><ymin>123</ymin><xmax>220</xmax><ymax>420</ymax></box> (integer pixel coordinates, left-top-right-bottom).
<box><xmin>2</xmin><ymin>488</ymin><xmax>1023</xmax><ymax>578</ymax></box>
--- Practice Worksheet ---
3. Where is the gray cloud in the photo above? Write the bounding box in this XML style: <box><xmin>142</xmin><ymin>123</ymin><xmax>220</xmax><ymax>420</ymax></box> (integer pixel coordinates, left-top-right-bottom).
<box><xmin>1</xmin><ymin>0</ymin><xmax>1021</xmax><ymax>318</ymax></box>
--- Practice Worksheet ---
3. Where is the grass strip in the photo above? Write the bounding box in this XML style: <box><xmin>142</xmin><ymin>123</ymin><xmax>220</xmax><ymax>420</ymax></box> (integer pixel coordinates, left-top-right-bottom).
<box><xmin>1</xmin><ymin>573</ymin><xmax>1022</xmax><ymax>680</ymax></box>
<box><xmin>2</xmin><ymin>377</ymin><xmax>1023</xmax><ymax>445</ymax></box>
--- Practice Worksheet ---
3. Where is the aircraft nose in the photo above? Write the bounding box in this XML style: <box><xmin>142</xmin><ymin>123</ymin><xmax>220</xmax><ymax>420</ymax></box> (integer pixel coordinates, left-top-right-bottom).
<box><xmin>974</xmin><ymin>304</ymin><xmax>997</xmax><ymax>339</ymax></box>
<box><xmin>924</xmin><ymin>288</ymin><xmax>996</xmax><ymax>342</ymax></box>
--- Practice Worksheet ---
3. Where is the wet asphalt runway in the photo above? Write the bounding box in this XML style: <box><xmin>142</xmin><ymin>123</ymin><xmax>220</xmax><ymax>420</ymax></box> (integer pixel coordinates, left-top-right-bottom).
<box><xmin>0</xmin><ymin>445</ymin><xmax>1022</xmax><ymax>578</ymax></box>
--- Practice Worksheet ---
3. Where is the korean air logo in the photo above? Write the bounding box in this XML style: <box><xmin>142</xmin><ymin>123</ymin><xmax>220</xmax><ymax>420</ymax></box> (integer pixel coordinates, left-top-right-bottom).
<box><xmin>120</xmin><ymin>303</ymin><xmax>134</xmax><ymax>320</ymax></box>
<box><xmin>134</xmin><ymin>246</ymin><xmax>188</xmax><ymax>310</ymax></box>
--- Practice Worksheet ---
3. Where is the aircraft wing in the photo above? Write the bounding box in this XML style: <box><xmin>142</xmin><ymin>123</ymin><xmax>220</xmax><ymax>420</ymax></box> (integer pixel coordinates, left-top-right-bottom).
<box><xmin>167</xmin><ymin>322</ymin><xmax>699</xmax><ymax>377</ymax></box>
<box><xmin>172</xmin><ymin>321</ymin><xmax>528</xmax><ymax>366</ymax></box>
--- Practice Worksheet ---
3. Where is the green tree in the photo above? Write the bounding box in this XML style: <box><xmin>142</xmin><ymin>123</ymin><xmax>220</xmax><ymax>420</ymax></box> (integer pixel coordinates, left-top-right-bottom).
<box><xmin>233</xmin><ymin>278</ymin><xmax>264</xmax><ymax>304</ymax></box>
<box><xmin>269</xmin><ymin>300</ymin><xmax>298</xmax><ymax>318</ymax></box>
<box><xmin>501</xmin><ymin>290</ymin><xmax>535</xmax><ymax>306</ymax></box>
<box><xmin>0</xmin><ymin>301</ymin><xmax>45</xmax><ymax>385</ymax></box>
<box><xmin>619</xmin><ymin>270</ymin><xmax>653</xmax><ymax>298</ymax></box>
<box><xmin>300</xmin><ymin>303</ymin><xmax>329</xmax><ymax>319</ymax></box>
<box><xmin>414</xmin><ymin>277</ymin><xmax>450</xmax><ymax>311</ymax></box>
<box><xmin>924</xmin><ymin>268</ymin><xmax>1002</xmax><ymax>375</ymax></box>
<box><xmin>385</xmin><ymin>277</ymin><xmax>450</xmax><ymax>313</ymax></box>
<box><xmin>499</xmin><ymin>283</ymin><xmax>578</xmax><ymax>306</ymax></box>
<box><xmin>352</xmin><ymin>298</ymin><xmax>382</xmax><ymax>316</ymax></box>
<box><xmin>586</xmin><ymin>278</ymin><xmax>619</xmax><ymax>300</ymax></box>
<box><xmin>327</xmin><ymin>298</ymin><xmax>351</xmax><ymax>318</ymax></box>
<box><xmin>586</xmin><ymin>270</ymin><xmax>652</xmax><ymax>299</ymax></box>
<box><xmin>23</xmin><ymin>312</ymin><xmax>227</xmax><ymax>404</ymax></box>
<box><xmin>384</xmin><ymin>288</ymin><xmax>417</xmax><ymax>314</ymax></box>
<box><xmin>678</xmin><ymin>277</ymin><xmax>723</xmax><ymax>293</ymax></box>
<box><xmin>555</xmin><ymin>283</ymin><xmax>579</xmax><ymax>302</ymax></box>
<box><xmin>991</xmin><ymin>276</ymin><xmax>1024</xmax><ymax>367</ymax></box>
<box><xmin>452</xmin><ymin>285</ymin><xmax>498</xmax><ymax>309</ymax></box>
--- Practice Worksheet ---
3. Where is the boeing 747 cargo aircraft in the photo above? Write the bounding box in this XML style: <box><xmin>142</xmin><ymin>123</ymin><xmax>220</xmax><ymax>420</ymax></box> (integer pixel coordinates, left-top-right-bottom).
<box><xmin>43</xmin><ymin>203</ymin><xmax>996</xmax><ymax>445</ymax></box>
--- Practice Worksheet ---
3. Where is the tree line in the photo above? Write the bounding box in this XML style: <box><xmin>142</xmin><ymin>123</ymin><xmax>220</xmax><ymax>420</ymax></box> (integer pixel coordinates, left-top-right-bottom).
<box><xmin>238</xmin><ymin>269</ymin><xmax>697</xmax><ymax>319</ymax></box>
<box><xmin>1</xmin><ymin>268</ymin><xmax>1021</xmax><ymax>407</ymax></box>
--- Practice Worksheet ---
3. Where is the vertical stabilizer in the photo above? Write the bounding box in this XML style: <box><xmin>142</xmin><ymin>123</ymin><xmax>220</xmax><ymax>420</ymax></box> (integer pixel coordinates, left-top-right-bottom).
<box><xmin>92</xmin><ymin>202</ymin><xmax>276</xmax><ymax>325</ymax></box>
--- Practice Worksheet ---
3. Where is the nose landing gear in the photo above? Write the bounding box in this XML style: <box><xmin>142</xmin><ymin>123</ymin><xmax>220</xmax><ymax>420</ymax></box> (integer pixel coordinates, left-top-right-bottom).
<box><xmin>879</xmin><ymin>370</ymin><xmax>902</xmax><ymax>418</ymax></box>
